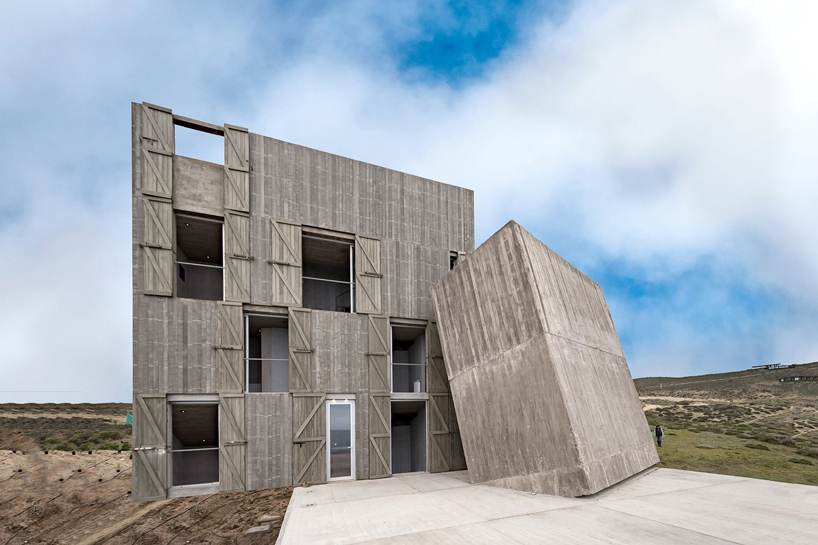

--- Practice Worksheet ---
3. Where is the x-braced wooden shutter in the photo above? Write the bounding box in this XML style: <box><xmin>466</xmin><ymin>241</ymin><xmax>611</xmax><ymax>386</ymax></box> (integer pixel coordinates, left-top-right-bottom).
<box><xmin>355</xmin><ymin>235</ymin><xmax>382</xmax><ymax>314</ymax></box>
<box><xmin>288</xmin><ymin>308</ymin><xmax>313</xmax><ymax>392</ymax></box>
<box><xmin>367</xmin><ymin>314</ymin><xmax>391</xmax><ymax>478</ymax></box>
<box><xmin>368</xmin><ymin>393</ymin><xmax>391</xmax><ymax>478</ymax></box>
<box><xmin>140</xmin><ymin>103</ymin><xmax>173</xmax><ymax>198</ymax></box>
<box><xmin>219</xmin><ymin>394</ymin><xmax>246</xmax><ymax>493</ymax></box>
<box><xmin>426</xmin><ymin>321</ymin><xmax>466</xmax><ymax>472</ymax></box>
<box><xmin>141</xmin><ymin>195</ymin><xmax>173</xmax><ymax>296</ymax></box>
<box><xmin>449</xmin><ymin>396</ymin><xmax>467</xmax><ymax>471</ymax></box>
<box><xmin>133</xmin><ymin>394</ymin><xmax>168</xmax><ymax>501</ymax></box>
<box><xmin>429</xmin><ymin>393</ymin><xmax>452</xmax><ymax>473</ymax></box>
<box><xmin>223</xmin><ymin>124</ymin><xmax>249</xmax><ymax>212</ymax></box>
<box><xmin>292</xmin><ymin>393</ymin><xmax>326</xmax><ymax>485</ymax></box>
<box><xmin>270</xmin><ymin>220</ymin><xmax>302</xmax><ymax>306</ymax></box>
<box><xmin>216</xmin><ymin>302</ymin><xmax>244</xmax><ymax>392</ymax></box>
<box><xmin>426</xmin><ymin>321</ymin><xmax>449</xmax><ymax>395</ymax></box>
<box><xmin>224</xmin><ymin>210</ymin><xmax>250</xmax><ymax>302</ymax></box>
<box><xmin>367</xmin><ymin>315</ymin><xmax>390</xmax><ymax>392</ymax></box>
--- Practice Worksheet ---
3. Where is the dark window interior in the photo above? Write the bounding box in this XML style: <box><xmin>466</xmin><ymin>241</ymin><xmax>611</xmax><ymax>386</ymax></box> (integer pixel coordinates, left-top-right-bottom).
<box><xmin>391</xmin><ymin>400</ymin><xmax>427</xmax><ymax>473</ymax></box>
<box><xmin>302</xmin><ymin>235</ymin><xmax>353</xmax><ymax>312</ymax></box>
<box><xmin>176</xmin><ymin>215</ymin><xmax>223</xmax><ymax>301</ymax></box>
<box><xmin>170</xmin><ymin>403</ymin><xmax>219</xmax><ymax>486</ymax></box>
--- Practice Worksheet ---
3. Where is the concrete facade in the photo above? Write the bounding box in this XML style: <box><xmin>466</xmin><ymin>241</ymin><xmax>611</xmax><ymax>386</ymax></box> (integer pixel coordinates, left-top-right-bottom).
<box><xmin>433</xmin><ymin>221</ymin><xmax>658</xmax><ymax>497</ymax></box>
<box><xmin>131</xmin><ymin>103</ymin><xmax>471</xmax><ymax>501</ymax></box>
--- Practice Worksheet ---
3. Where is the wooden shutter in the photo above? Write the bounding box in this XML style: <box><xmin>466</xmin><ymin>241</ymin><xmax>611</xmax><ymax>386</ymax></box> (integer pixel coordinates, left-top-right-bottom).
<box><xmin>133</xmin><ymin>394</ymin><xmax>168</xmax><ymax>501</ymax></box>
<box><xmin>223</xmin><ymin>124</ymin><xmax>249</xmax><ymax>212</ymax></box>
<box><xmin>270</xmin><ymin>220</ymin><xmax>302</xmax><ymax>306</ymax></box>
<box><xmin>140</xmin><ymin>103</ymin><xmax>173</xmax><ymax>198</ymax></box>
<box><xmin>141</xmin><ymin>196</ymin><xmax>173</xmax><ymax>296</ymax></box>
<box><xmin>216</xmin><ymin>302</ymin><xmax>244</xmax><ymax>392</ymax></box>
<box><xmin>355</xmin><ymin>235</ymin><xmax>382</xmax><ymax>314</ymax></box>
<box><xmin>368</xmin><ymin>393</ymin><xmax>391</xmax><ymax>479</ymax></box>
<box><xmin>219</xmin><ymin>394</ymin><xmax>246</xmax><ymax>493</ymax></box>
<box><xmin>426</xmin><ymin>321</ymin><xmax>466</xmax><ymax>471</ymax></box>
<box><xmin>449</xmin><ymin>396</ymin><xmax>467</xmax><ymax>471</ymax></box>
<box><xmin>429</xmin><ymin>393</ymin><xmax>452</xmax><ymax>473</ymax></box>
<box><xmin>426</xmin><ymin>321</ymin><xmax>449</xmax><ymax>394</ymax></box>
<box><xmin>288</xmin><ymin>308</ymin><xmax>313</xmax><ymax>392</ymax></box>
<box><xmin>367</xmin><ymin>315</ymin><xmax>390</xmax><ymax>392</ymax></box>
<box><xmin>292</xmin><ymin>393</ymin><xmax>326</xmax><ymax>485</ymax></box>
<box><xmin>224</xmin><ymin>210</ymin><xmax>250</xmax><ymax>302</ymax></box>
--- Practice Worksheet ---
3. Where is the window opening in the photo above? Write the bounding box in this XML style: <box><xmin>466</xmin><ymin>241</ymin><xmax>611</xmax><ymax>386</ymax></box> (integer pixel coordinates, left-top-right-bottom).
<box><xmin>391</xmin><ymin>325</ymin><xmax>426</xmax><ymax>393</ymax></box>
<box><xmin>174</xmin><ymin>123</ymin><xmax>224</xmax><ymax>165</ymax></box>
<box><xmin>175</xmin><ymin>214</ymin><xmax>223</xmax><ymax>300</ymax></box>
<box><xmin>450</xmin><ymin>252</ymin><xmax>458</xmax><ymax>270</ymax></box>
<box><xmin>169</xmin><ymin>403</ymin><xmax>219</xmax><ymax>487</ymax></box>
<box><xmin>244</xmin><ymin>314</ymin><xmax>289</xmax><ymax>393</ymax></box>
<box><xmin>391</xmin><ymin>400</ymin><xmax>427</xmax><ymax>474</ymax></box>
<box><xmin>302</xmin><ymin>234</ymin><xmax>355</xmax><ymax>312</ymax></box>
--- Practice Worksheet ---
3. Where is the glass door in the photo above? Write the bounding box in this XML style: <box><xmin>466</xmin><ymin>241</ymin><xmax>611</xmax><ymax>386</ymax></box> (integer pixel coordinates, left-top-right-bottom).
<box><xmin>326</xmin><ymin>399</ymin><xmax>356</xmax><ymax>481</ymax></box>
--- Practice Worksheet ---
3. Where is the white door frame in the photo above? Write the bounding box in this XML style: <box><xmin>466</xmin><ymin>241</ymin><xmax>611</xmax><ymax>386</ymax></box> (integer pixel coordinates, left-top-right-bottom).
<box><xmin>326</xmin><ymin>398</ymin><xmax>356</xmax><ymax>482</ymax></box>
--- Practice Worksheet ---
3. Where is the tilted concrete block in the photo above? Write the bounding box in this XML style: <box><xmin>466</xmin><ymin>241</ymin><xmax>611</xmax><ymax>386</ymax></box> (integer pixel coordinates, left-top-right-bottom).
<box><xmin>433</xmin><ymin>221</ymin><xmax>658</xmax><ymax>497</ymax></box>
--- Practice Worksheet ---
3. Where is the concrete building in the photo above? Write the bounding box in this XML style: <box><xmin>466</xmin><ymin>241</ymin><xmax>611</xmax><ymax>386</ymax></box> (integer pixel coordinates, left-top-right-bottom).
<box><xmin>131</xmin><ymin>102</ymin><xmax>655</xmax><ymax>502</ymax></box>
<box><xmin>432</xmin><ymin>221</ymin><xmax>659</xmax><ymax>497</ymax></box>
<box><xmin>131</xmin><ymin>103</ymin><xmax>471</xmax><ymax>501</ymax></box>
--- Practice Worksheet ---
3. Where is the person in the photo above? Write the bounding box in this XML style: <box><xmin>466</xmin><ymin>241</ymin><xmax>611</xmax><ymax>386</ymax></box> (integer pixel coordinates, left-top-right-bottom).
<box><xmin>654</xmin><ymin>424</ymin><xmax>664</xmax><ymax>447</ymax></box>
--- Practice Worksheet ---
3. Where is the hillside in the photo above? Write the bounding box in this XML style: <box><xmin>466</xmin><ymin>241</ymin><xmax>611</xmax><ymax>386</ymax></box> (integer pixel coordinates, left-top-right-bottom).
<box><xmin>635</xmin><ymin>361</ymin><xmax>818</xmax><ymax>396</ymax></box>
<box><xmin>636</xmin><ymin>362</ymin><xmax>818</xmax><ymax>486</ymax></box>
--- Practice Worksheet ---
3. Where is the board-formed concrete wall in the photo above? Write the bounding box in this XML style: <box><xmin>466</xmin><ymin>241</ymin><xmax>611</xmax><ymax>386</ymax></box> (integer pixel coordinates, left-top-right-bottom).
<box><xmin>432</xmin><ymin>221</ymin><xmax>658</xmax><ymax>497</ymax></box>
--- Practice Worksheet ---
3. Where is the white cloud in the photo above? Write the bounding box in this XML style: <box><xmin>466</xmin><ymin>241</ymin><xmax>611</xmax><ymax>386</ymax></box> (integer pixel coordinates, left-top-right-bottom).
<box><xmin>1</xmin><ymin>0</ymin><xmax>816</xmax><ymax>401</ymax></box>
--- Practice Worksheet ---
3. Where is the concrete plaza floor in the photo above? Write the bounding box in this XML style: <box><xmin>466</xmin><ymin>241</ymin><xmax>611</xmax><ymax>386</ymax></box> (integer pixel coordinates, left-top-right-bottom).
<box><xmin>277</xmin><ymin>468</ymin><xmax>818</xmax><ymax>544</ymax></box>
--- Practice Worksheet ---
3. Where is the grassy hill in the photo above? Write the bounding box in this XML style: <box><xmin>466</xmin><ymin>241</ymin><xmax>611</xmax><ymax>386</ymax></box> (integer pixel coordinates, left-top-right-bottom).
<box><xmin>636</xmin><ymin>362</ymin><xmax>818</xmax><ymax>486</ymax></box>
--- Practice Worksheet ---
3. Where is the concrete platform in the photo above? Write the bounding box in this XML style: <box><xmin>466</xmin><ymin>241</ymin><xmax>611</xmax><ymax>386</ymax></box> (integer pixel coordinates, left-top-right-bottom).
<box><xmin>277</xmin><ymin>469</ymin><xmax>818</xmax><ymax>544</ymax></box>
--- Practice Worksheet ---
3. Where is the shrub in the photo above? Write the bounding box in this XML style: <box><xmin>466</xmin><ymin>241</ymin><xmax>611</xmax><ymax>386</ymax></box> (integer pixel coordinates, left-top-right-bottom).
<box><xmin>796</xmin><ymin>447</ymin><xmax>818</xmax><ymax>459</ymax></box>
<box><xmin>92</xmin><ymin>430</ymin><xmax>123</xmax><ymax>442</ymax></box>
<box><xmin>789</xmin><ymin>458</ymin><xmax>814</xmax><ymax>466</ymax></box>
<box><xmin>745</xmin><ymin>443</ymin><xmax>770</xmax><ymax>451</ymax></box>
<box><xmin>45</xmin><ymin>437</ymin><xmax>61</xmax><ymax>445</ymax></box>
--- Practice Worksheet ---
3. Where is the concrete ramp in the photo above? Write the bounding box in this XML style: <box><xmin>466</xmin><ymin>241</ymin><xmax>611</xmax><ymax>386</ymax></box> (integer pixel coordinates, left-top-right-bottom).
<box><xmin>432</xmin><ymin>221</ymin><xmax>658</xmax><ymax>497</ymax></box>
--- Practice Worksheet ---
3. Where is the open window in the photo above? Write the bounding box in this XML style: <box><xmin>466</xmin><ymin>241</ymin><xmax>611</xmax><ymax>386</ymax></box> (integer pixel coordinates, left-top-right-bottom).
<box><xmin>245</xmin><ymin>314</ymin><xmax>289</xmax><ymax>393</ymax></box>
<box><xmin>175</xmin><ymin>214</ymin><xmax>223</xmax><ymax>300</ymax></box>
<box><xmin>302</xmin><ymin>234</ymin><xmax>354</xmax><ymax>312</ymax></box>
<box><xmin>169</xmin><ymin>403</ymin><xmax>219</xmax><ymax>488</ymax></box>
<box><xmin>391</xmin><ymin>400</ymin><xmax>427</xmax><ymax>474</ymax></box>
<box><xmin>391</xmin><ymin>325</ymin><xmax>426</xmax><ymax>393</ymax></box>
<box><xmin>174</xmin><ymin>121</ymin><xmax>224</xmax><ymax>165</ymax></box>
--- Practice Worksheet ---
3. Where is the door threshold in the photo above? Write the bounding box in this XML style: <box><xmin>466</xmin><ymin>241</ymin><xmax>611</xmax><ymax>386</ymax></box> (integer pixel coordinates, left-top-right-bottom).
<box><xmin>168</xmin><ymin>482</ymin><xmax>219</xmax><ymax>498</ymax></box>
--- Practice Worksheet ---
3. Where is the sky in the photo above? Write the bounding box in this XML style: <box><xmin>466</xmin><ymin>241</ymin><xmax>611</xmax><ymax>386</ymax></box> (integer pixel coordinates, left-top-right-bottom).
<box><xmin>1</xmin><ymin>0</ymin><xmax>816</xmax><ymax>403</ymax></box>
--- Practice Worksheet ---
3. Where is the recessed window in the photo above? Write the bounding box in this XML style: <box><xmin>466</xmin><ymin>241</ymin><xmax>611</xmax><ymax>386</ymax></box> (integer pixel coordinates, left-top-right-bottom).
<box><xmin>391</xmin><ymin>325</ymin><xmax>426</xmax><ymax>393</ymax></box>
<box><xmin>302</xmin><ymin>235</ymin><xmax>354</xmax><ymax>312</ymax></box>
<box><xmin>169</xmin><ymin>403</ymin><xmax>218</xmax><ymax>487</ymax></box>
<box><xmin>245</xmin><ymin>314</ymin><xmax>289</xmax><ymax>393</ymax></box>
<box><xmin>391</xmin><ymin>400</ymin><xmax>427</xmax><ymax>474</ymax></box>
<box><xmin>176</xmin><ymin>214</ymin><xmax>223</xmax><ymax>301</ymax></box>
<box><xmin>174</xmin><ymin>124</ymin><xmax>224</xmax><ymax>165</ymax></box>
